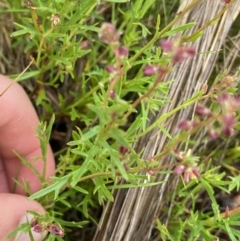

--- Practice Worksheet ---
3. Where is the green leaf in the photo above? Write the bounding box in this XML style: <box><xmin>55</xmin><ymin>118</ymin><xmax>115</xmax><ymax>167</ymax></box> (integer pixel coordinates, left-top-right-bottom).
<box><xmin>71</xmin><ymin>145</ymin><xmax>100</xmax><ymax>187</ymax></box>
<box><xmin>58</xmin><ymin>220</ymin><xmax>89</xmax><ymax>228</ymax></box>
<box><xmin>158</xmin><ymin>125</ymin><xmax>172</xmax><ymax>139</ymax></box>
<box><xmin>46</xmin><ymin>114</ymin><xmax>55</xmax><ymax>143</ymax></box>
<box><xmin>108</xmin><ymin>128</ymin><xmax>130</xmax><ymax>148</ymax></box>
<box><xmin>200</xmin><ymin>178</ymin><xmax>220</xmax><ymax>219</ymax></box>
<box><xmin>57</xmin><ymin>198</ymin><xmax>72</xmax><ymax>208</ymax></box>
<box><xmin>223</xmin><ymin>220</ymin><xmax>237</xmax><ymax>241</ymax></box>
<box><xmin>10</xmin><ymin>71</ymin><xmax>41</xmax><ymax>82</ymax></box>
<box><xmin>94</xmin><ymin>177</ymin><xmax>114</xmax><ymax>202</ymax></box>
<box><xmin>162</xmin><ymin>22</ymin><xmax>197</xmax><ymax>37</ymax></box>
<box><xmin>188</xmin><ymin>31</ymin><xmax>203</xmax><ymax>42</ymax></box>
<box><xmin>11</xmin><ymin>29</ymin><xmax>31</xmax><ymax>37</ymax></box>
<box><xmin>133</xmin><ymin>22</ymin><xmax>151</xmax><ymax>37</ymax></box>
<box><xmin>73</xmin><ymin>186</ymin><xmax>89</xmax><ymax>194</ymax></box>
<box><xmin>139</xmin><ymin>0</ymin><xmax>156</xmax><ymax>19</ymax></box>
<box><xmin>100</xmin><ymin>140</ymin><xmax>129</xmax><ymax>180</ymax></box>
<box><xmin>28</xmin><ymin>175</ymin><xmax>70</xmax><ymax>200</ymax></box>
<box><xmin>109</xmin><ymin>181</ymin><xmax>164</xmax><ymax>189</ymax></box>
<box><xmin>67</xmin><ymin>126</ymin><xmax>101</xmax><ymax>146</ymax></box>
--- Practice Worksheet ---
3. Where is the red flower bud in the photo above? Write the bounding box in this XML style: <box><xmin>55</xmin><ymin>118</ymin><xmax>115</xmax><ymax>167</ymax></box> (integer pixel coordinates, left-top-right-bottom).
<box><xmin>143</xmin><ymin>64</ymin><xmax>160</xmax><ymax>76</ymax></box>
<box><xmin>119</xmin><ymin>145</ymin><xmax>129</xmax><ymax>155</ymax></box>
<box><xmin>118</xmin><ymin>46</ymin><xmax>129</xmax><ymax>58</ymax></box>
<box><xmin>178</xmin><ymin>120</ymin><xmax>197</xmax><ymax>130</ymax></box>
<box><xmin>106</xmin><ymin>65</ymin><xmax>116</xmax><ymax>74</ymax></box>
<box><xmin>208</xmin><ymin>129</ymin><xmax>219</xmax><ymax>139</ymax></box>
<box><xmin>160</xmin><ymin>40</ymin><xmax>174</xmax><ymax>52</ymax></box>
<box><xmin>195</xmin><ymin>105</ymin><xmax>212</xmax><ymax>118</ymax></box>
<box><xmin>173</xmin><ymin>165</ymin><xmax>185</xmax><ymax>175</ymax></box>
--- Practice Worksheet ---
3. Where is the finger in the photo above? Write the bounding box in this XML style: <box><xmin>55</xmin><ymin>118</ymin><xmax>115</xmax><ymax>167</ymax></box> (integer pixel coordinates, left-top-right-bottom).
<box><xmin>0</xmin><ymin>75</ymin><xmax>55</xmax><ymax>194</ymax></box>
<box><xmin>0</xmin><ymin>193</ymin><xmax>47</xmax><ymax>241</ymax></box>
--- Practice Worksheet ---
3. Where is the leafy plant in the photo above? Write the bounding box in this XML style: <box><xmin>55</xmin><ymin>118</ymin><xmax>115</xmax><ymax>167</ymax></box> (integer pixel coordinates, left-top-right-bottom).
<box><xmin>1</xmin><ymin>0</ymin><xmax>240</xmax><ymax>240</ymax></box>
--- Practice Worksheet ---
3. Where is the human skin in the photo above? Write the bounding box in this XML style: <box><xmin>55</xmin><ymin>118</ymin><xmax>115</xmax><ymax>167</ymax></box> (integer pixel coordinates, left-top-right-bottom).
<box><xmin>0</xmin><ymin>75</ymin><xmax>55</xmax><ymax>241</ymax></box>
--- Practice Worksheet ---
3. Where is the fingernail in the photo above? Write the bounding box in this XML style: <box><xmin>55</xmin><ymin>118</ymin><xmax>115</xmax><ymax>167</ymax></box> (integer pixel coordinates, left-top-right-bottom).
<box><xmin>15</xmin><ymin>214</ymin><xmax>47</xmax><ymax>241</ymax></box>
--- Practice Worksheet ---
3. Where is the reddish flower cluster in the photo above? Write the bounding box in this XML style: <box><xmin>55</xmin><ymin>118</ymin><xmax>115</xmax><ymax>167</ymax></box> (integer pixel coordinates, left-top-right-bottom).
<box><xmin>98</xmin><ymin>23</ymin><xmax>129</xmax><ymax>57</ymax></box>
<box><xmin>178</xmin><ymin>90</ymin><xmax>240</xmax><ymax>139</ymax></box>
<box><xmin>174</xmin><ymin>164</ymin><xmax>200</xmax><ymax>183</ymax></box>
<box><xmin>142</xmin><ymin>40</ymin><xmax>195</xmax><ymax>77</ymax></box>
<box><xmin>173</xmin><ymin>150</ymin><xmax>201</xmax><ymax>184</ymax></box>
<box><xmin>31</xmin><ymin>219</ymin><xmax>65</xmax><ymax>238</ymax></box>
<box><xmin>98</xmin><ymin>22</ymin><xmax>120</xmax><ymax>45</ymax></box>
<box><xmin>98</xmin><ymin>22</ymin><xmax>129</xmax><ymax>100</ymax></box>
<box><xmin>160</xmin><ymin>39</ymin><xmax>196</xmax><ymax>63</ymax></box>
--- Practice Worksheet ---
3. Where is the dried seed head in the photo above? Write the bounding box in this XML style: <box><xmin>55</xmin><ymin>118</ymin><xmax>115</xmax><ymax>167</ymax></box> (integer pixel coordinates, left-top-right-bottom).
<box><xmin>99</xmin><ymin>22</ymin><xmax>120</xmax><ymax>45</ymax></box>
<box><xmin>47</xmin><ymin>224</ymin><xmax>65</xmax><ymax>237</ymax></box>
<box><xmin>50</xmin><ymin>13</ymin><xmax>61</xmax><ymax>26</ymax></box>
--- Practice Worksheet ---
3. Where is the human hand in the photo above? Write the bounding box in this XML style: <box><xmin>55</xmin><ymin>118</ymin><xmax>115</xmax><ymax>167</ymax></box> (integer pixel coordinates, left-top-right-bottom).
<box><xmin>0</xmin><ymin>75</ymin><xmax>55</xmax><ymax>241</ymax></box>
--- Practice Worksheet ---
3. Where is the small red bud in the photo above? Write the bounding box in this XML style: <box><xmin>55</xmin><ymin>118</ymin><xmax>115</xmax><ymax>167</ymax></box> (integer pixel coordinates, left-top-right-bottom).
<box><xmin>147</xmin><ymin>169</ymin><xmax>156</xmax><ymax>176</ymax></box>
<box><xmin>195</xmin><ymin>105</ymin><xmax>212</xmax><ymax>118</ymax></box>
<box><xmin>31</xmin><ymin>220</ymin><xmax>44</xmax><ymax>233</ymax></box>
<box><xmin>222</xmin><ymin>126</ymin><xmax>234</xmax><ymax>137</ymax></box>
<box><xmin>106</xmin><ymin>65</ymin><xmax>116</xmax><ymax>74</ymax></box>
<box><xmin>110</xmin><ymin>90</ymin><xmax>116</xmax><ymax>99</ymax></box>
<box><xmin>225</xmin><ymin>206</ymin><xmax>229</xmax><ymax>218</ymax></box>
<box><xmin>185</xmin><ymin>47</ymin><xmax>196</xmax><ymax>57</ymax></box>
<box><xmin>208</xmin><ymin>129</ymin><xmax>219</xmax><ymax>139</ymax></box>
<box><xmin>173</xmin><ymin>165</ymin><xmax>185</xmax><ymax>175</ymax></box>
<box><xmin>119</xmin><ymin>145</ymin><xmax>129</xmax><ymax>155</ymax></box>
<box><xmin>178</xmin><ymin>119</ymin><xmax>197</xmax><ymax>130</ymax></box>
<box><xmin>217</xmin><ymin>93</ymin><xmax>230</xmax><ymax>104</ymax></box>
<box><xmin>222</xmin><ymin>113</ymin><xmax>235</xmax><ymax>127</ymax></box>
<box><xmin>173</xmin><ymin>48</ymin><xmax>185</xmax><ymax>63</ymax></box>
<box><xmin>160</xmin><ymin>40</ymin><xmax>174</xmax><ymax>52</ymax></box>
<box><xmin>118</xmin><ymin>46</ymin><xmax>129</xmax><ymax>58</ymax></box>
<box><xmin>143</xmin><ymin>64</ymin><xmax>160</xmax><ymax>76</ymax></box>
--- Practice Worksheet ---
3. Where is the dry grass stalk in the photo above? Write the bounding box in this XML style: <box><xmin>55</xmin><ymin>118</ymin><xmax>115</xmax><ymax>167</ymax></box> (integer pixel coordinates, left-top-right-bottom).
<box><xmin>93</xmin><ymin>1</ymin><xmax>240</xmax><ymax>241</ymax></box>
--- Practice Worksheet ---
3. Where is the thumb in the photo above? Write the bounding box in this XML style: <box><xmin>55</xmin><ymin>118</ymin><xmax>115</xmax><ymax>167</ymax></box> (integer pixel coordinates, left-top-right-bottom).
<box><xmin>0</xmin><ymin>193</ymin><xmax>47</xmax><ymax>241</ymax></box>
